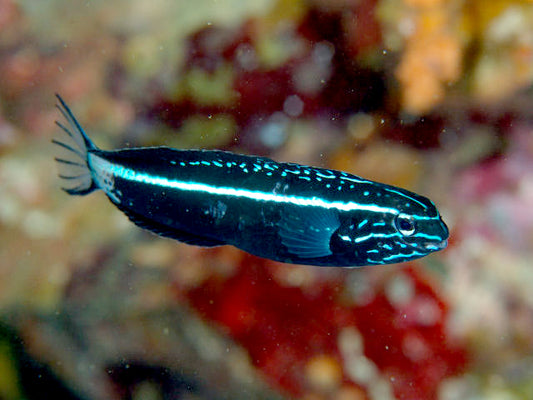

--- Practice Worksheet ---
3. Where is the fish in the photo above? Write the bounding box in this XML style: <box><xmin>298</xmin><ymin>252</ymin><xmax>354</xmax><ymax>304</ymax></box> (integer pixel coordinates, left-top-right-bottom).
<box><xmin>53</xmin><ymin>94</ymin><xmax>448</xmax><ymax>267</ymax></box>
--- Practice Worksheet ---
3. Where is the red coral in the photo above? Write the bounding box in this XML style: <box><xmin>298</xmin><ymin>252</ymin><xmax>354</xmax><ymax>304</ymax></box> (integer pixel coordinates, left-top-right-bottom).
<box><xmin>186</xmin><ymin>257</ymin><xmax>467</xmax><ymax>398</ymax></box>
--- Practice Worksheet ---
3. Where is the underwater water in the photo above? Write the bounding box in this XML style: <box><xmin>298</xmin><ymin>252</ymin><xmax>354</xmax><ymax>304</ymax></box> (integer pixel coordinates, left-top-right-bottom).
<box><xmin>1</xmin><ymin>0</ymin><xmax>533</xmax><ymax>399</ymax></box>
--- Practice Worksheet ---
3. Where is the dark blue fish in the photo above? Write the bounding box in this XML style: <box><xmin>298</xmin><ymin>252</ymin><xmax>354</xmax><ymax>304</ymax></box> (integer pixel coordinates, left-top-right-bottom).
<box><xmin>53</xmin><ymin>95</ymin><xmax>448</xmax><ymax>267</ymax></box>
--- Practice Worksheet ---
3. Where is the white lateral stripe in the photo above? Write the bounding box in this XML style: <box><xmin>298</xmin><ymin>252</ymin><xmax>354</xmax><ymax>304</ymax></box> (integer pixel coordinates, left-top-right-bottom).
<box><xmin>92</xmin><ymin>155</ymin><xmax>435</xmax><ymax>219</ymax></box>
<box><xmin>99</xmin><ymin>160</ymin><xmax>399</xmax><ymax>214</ymax></box>
<box><xmin>133</xmin><ymin>172</ymin><xmax>396</xmax><ymax>213</ymax></box>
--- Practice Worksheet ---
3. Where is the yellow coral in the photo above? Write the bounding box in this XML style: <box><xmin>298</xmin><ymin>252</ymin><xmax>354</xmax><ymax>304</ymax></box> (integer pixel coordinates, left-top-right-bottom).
<box><xmin>466</xmin><ymin>2</ymin><xmax>533</xmax><ymax>101</ymax></box>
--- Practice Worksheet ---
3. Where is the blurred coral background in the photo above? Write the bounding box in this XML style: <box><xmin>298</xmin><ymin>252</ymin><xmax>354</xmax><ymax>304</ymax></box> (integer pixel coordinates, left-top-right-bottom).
<box><xmin>2</xmin><ymin>0</ymin><xmax>533</xmax><ymax>399</ymax></box>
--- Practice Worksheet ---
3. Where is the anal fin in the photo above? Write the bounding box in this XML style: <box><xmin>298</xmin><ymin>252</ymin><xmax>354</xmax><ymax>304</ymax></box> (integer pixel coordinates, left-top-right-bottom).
<box><xmin>114</xmin><ymin>201</ymin><xmax>223</xmax><ymax>247</ymax></box>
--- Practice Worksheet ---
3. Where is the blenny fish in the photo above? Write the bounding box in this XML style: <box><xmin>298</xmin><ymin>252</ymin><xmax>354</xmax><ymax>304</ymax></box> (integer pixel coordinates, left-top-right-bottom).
<box><xmin>53</xmin><ymin>95</ymin><xmax>448</xmax><ymax>267</ymax></box>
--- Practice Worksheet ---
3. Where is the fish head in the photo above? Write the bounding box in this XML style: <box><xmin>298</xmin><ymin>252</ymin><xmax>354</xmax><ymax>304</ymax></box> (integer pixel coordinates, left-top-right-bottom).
<box><xmin>330</xmin><ymin>185</ymin><xmax>449</xmax><ymax>266</ymax></box>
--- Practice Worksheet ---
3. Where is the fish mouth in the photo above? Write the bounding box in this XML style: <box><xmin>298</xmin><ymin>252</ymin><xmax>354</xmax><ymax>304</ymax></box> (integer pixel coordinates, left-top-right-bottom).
<box><xmin>423</xmin><ymin>239</ymin><xmax>448</xmax><ymax>251</ymax></box>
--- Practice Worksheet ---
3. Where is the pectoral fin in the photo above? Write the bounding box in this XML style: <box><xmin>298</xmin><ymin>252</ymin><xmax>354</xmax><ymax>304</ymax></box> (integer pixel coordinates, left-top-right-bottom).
<box><xmin>278</xmin><ymin>207</ymin><xmax>340</xmax><ymax>258</ymax></box>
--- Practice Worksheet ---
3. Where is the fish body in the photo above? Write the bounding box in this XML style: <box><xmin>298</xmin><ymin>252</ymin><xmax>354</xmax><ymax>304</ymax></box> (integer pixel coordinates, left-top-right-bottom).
<box><xmin>54</xmin><ymin>95</ymin><xmax>448</xmax><ymax>267</ymax></box>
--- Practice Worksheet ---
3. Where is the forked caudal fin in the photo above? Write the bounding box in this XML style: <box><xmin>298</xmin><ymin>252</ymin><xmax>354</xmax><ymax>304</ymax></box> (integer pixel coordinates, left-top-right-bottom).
<box><xmin>52</xmin><ymin>94</ymin><xmax>99</xmax><ymax>195</ymax></box>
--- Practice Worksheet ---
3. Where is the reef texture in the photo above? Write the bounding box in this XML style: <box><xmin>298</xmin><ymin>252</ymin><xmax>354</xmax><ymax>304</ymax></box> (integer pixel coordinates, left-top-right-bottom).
<box><xmin>1</xmin><ymin>0</ymin><xmax>533</xmax><ymax>399</ymax></box>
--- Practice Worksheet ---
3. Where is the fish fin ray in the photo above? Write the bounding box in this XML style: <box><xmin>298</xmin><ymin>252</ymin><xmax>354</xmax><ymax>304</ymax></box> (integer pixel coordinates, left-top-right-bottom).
<box><xmin>55</xmin><ymin>157</ymin><xmax>86</xmax><ymax>167</ymax></box>
<box><xmin>278</xmin><ymin>207</ymin><xmax>340</xmax><ymax>259</ymax></box>
<box><xmin>53</xmin><ymin>94</ymin><xmax>99</xmax><ymax>195</ymax></box>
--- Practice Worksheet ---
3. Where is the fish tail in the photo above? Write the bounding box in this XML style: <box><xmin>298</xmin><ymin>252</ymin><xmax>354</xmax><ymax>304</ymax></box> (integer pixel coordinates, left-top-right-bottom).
<box><xmin>52</xmin><ymin>94</ymin><xmax>99</xmax><ymax>195</ymax></box>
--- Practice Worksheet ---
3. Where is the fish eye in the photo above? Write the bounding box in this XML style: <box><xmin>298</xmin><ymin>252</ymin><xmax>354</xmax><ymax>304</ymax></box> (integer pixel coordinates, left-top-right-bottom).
<box><xmin>395</xmin><ymin>214</ymin><xmax>416</xmax><ymax>236</ymax></box>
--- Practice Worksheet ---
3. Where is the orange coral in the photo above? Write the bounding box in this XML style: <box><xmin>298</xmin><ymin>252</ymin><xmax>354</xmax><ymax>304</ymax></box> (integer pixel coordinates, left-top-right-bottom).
<box><xmin>404</xmin><ymin>0</ymin><xmax>447</xmax><ymax>7</ymax></box>
<box><xmin>385</xmin><ymin>0</ymin><xmax>533</xmax><ymax>112</ymax></box>
<box><xmin>396</xmin><ymin>32</ymin><xmax>461</xmax><ymax>114</ymax></box>
<box><xmin>380</xmin><ymin>0</ymin><xmax>463</xmax><ymax>114</ymax></box>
